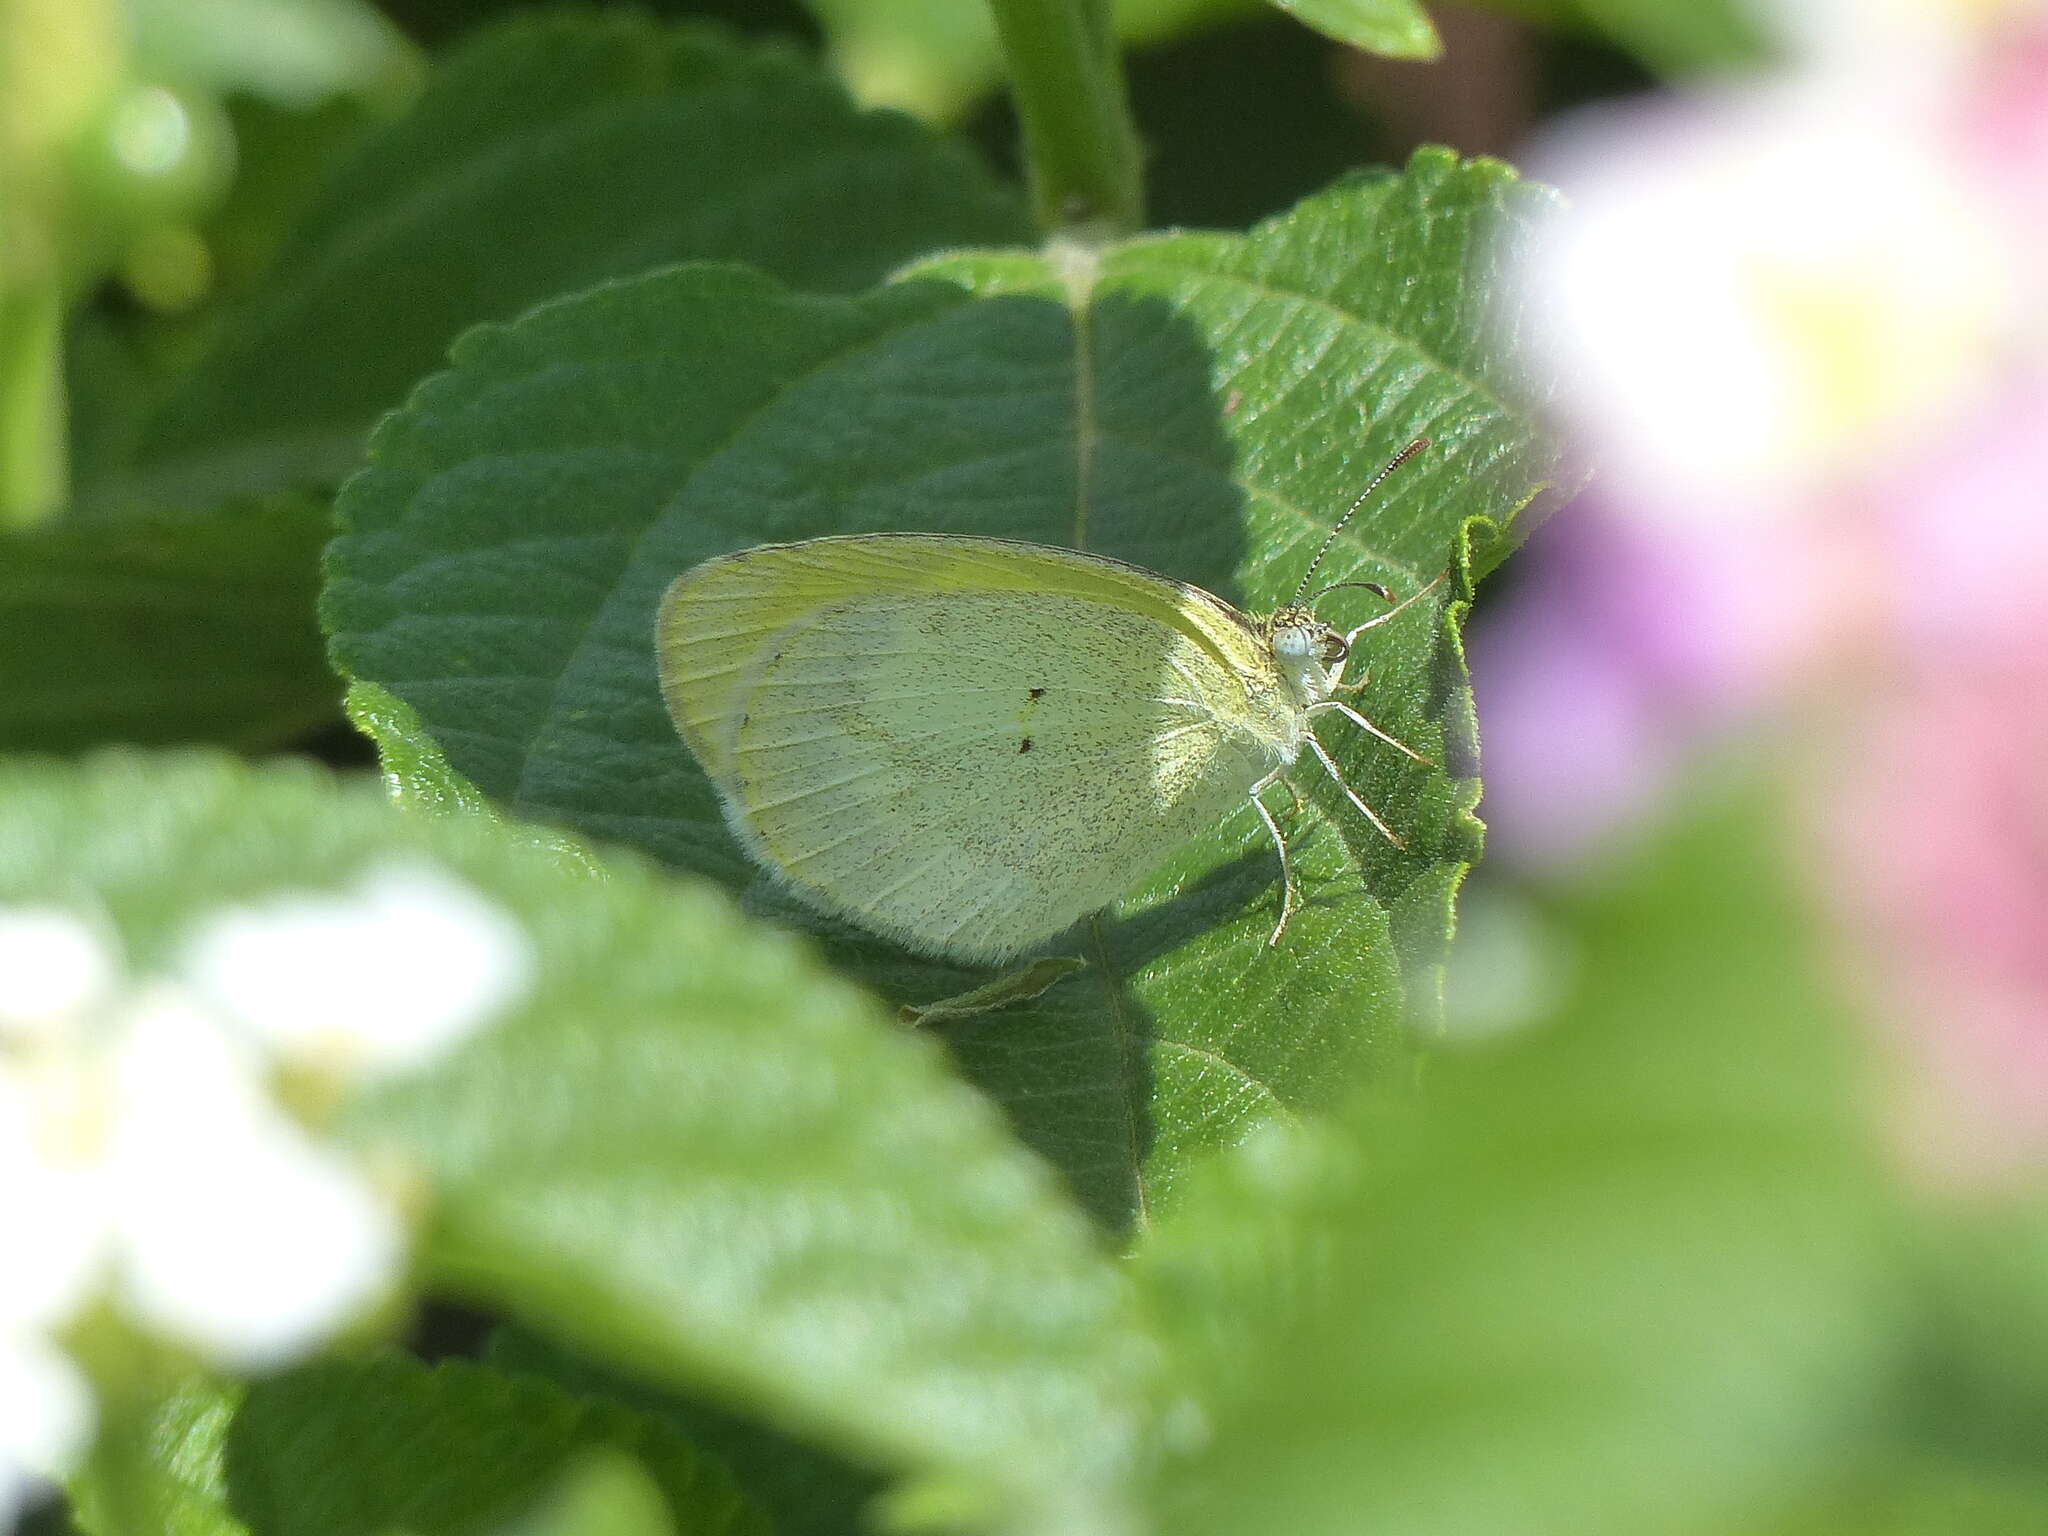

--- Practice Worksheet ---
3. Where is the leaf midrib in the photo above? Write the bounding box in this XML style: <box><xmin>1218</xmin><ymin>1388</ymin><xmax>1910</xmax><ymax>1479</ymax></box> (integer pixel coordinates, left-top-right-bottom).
<box><xmin>1058</xmin><ymin>248</ymin><xmax>1168</xmax><ymax>1231</ymax></box>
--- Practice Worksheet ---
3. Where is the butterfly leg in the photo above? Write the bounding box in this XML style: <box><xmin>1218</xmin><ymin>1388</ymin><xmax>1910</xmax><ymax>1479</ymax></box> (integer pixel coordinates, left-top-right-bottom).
<box><xmin>1307</xmin><ymin>698</ymin><xmax>1433</xmax><ymax>766</ymax></box>
<box><xmin>1275</xmin><ymin>772</ymin><xmax>1303</xmax><ymax>820</ymax></box>
<box><xmin>1341</xmin><ymin>569</ymin><xmax>1449</xmax><ymax>644</ymax></box>
<box><xmin>899</xmin><ymin>955</ymin><xmax>1087</xmax><ymax>1027</ymax></box>
<box><xmin>1327</xmin><ymin>574</ymin><xmax>1446</xmax><ymax>693</ymax></box>
<box><xmin>1249</xmin><ymin>769</ymin><xmax>1299</xmax><ymax>947</ymax></box>
<box><xmin>1306</xmin><ymin>731</ymin><xmax>1407</xmax><ymax>850</ymax></box>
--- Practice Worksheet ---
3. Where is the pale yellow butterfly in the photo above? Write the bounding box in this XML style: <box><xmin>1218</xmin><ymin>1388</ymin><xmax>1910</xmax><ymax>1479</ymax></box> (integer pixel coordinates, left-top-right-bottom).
<box><xmin>655</xmin><ymin>440</ymin><xmax>1439</xmax><ymax>964</ymax></box>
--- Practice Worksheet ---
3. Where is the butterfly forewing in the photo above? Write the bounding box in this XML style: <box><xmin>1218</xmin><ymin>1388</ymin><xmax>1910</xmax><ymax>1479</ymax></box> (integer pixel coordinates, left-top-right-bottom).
<box><xmin>657</xmin><ymin>536</ymin><xmax>1288</xmax><ymax>961</ymax></box>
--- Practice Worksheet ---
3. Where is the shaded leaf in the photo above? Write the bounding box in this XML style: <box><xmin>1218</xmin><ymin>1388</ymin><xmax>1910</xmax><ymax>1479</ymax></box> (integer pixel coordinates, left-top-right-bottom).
<box><xmin>489</xmin><ymin>1327</ymin><xmax>883</xmax><ymax>1536</ymax></box>
<box><xmin>95</xmin><ymin>11</ymin><xmax>1027</xmax><ymax>511</ymax></box>
<box><xmin>1856</xmin><ymin>1190</ymin><xmax>2048</xmax><ymax>1522</ymax></box>
<box><xmin>325</xmin><ymin>149</ymin><xmax>1567</xmax><ymax>1230</ymax></box>
<box><xmin>1457</xmin><ymin>0</ymin><xmax>1767</xmax><ymax>75</ymax></box>
<box><xmin>0</xmin><ymin>498</ymin><xmax>332</xmax><ymax>752</ymax></box>
<box><xmin>1561</xmin><ymin>0</ymin><xmax>1766</xmax><ymax>77</ymax></box>
<box><xmin>804</xmin><ymin>0</ymin><xmax>1255</xmax><ymax>121</ymax></box>
<box><xmin>225</xmin><ymin>1357</ymin><xmax>763</xmax><ymax>1536</ymax></box>
<box><xmin>71</xmin><ymin>1358</ymin><xmax>764</xmax><ymax>1536</ymax></box>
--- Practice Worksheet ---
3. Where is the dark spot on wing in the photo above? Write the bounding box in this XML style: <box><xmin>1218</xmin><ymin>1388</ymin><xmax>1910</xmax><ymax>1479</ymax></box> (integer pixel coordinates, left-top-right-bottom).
<box><xmin>1028</xmin><ymin>687</ymin><xmax>1046</xmax><ymax>700</ymax></box>
<box><xmin>1018</xmin><ymin>738</ymin><xmax>1034</xmax><ymax>754</ymax></box>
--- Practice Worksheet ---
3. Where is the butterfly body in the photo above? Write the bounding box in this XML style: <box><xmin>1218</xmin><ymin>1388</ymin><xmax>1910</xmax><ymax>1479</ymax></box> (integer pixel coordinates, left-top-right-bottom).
<box><xmin>655</xmin><ymin>532</ymin><xmax>1402</xmax><ymax>964</ymax></box>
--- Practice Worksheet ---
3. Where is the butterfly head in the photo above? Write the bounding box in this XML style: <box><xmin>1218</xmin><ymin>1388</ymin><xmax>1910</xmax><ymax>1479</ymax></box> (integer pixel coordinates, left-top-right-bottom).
<box><xmin>1264</xmin><ymin>604</ymin><xmax>1348</xmax><ymax>704</ymax></box>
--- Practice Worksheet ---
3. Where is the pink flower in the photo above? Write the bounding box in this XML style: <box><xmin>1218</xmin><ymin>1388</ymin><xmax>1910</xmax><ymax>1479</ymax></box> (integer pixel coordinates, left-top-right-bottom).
<box><xmin>1813</xmin><ymin>376</ymin><xmax>2048</xmax><ymax>1181</ymax></box>
<box><xmin>1821</xmin><ymin>625</ymin><xmax>2048</xmax><ymax>1182</ymax></box>
<box><xmin>1471</xmin><ymin>501</ymin><xmax>1781</xmax><ymax>869</ymax></box>
<box><xmin>1477</xmin><ymin>0</ymin><xmax>2048</xmax><ymax>1178</ymax></box>
<box><xmin>1871</xmin><ymin>378</ymin><xmax>2048</xmax><ymax>660</ymax></box>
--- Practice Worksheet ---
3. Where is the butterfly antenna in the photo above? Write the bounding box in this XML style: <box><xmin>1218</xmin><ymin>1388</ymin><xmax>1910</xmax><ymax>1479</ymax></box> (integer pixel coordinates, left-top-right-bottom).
<box><xmin>1290</xmin><ymin>437</ymin><xmax>1430</xmax><ymax>606</ymax></box>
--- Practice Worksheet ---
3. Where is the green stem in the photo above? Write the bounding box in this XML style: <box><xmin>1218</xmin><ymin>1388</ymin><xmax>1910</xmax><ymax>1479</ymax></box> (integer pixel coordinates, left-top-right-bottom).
<box><xmin>1</xmin><ymin>278</ymin><xmax>68</xmax><ymax>527</ymax></box>
<box><xmin>986</xmin><ymin>0</ymin><xmax>1144</xmax><ymax>237</ymax></box>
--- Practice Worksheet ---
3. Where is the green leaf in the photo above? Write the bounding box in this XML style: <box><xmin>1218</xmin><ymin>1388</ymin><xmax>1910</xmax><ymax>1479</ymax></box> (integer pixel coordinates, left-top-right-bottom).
<box><xmin>1145</xmin><ymin>797</ymin><xmax>1904</xmax><ymax>1536</ymax></box>
<box><xmin>325</xmin><ymin>147</ymin><xmax>1566</xmax><ymax>1231</ymax></box>
<box><xmin>1122</xmin><ymin>1113</ymin><xmax>1359</xmax><ymax>1404</ymax></box>
<box><xmin>1737</xmin><ymin>1185</ymin><xmax>2048</xmax><ymax>1532</ymax></box>
<box><xmin>1264</xmin><ymin>0</ymin><xmax>1439</xmax><ymax>58</ymax></box>
<box><xmin>1456</xmin><ymin>0</ymin><xmax>1768</xmax><ymax>76</ymax></box>
<box><xmin>1751</xmin><ymin>1457</ymin><xmax>2048</xmax><ymax>1536</ymax></box>
<box><xmin>807</xmin><ymin>0</ymin><xmax>1436</xmax><ymax>124</ymax></box>
<box><xmin>227</xmin><ymin>1357</ymin><xmax>763</xmax><ymax>1536</ymax></box>
<box><xmin>1562</xmin><ymin>0</ymin><xmax>1767</xmax><ymax>76</ymax></box>
<box><xmin>70</xmin><ymin>1377</ymin><xmax>246</xmax><ymax>1536</ymax></box>
<box><xmin>501</xmin><ymin>1451</ymin><xmax>680</xmax><ymax>1536</ymax></box>
<box><xmin>0</xmin><ymin>498</ymin><xmax>332</xmax><ymax>752</ymax></box>
<box><xmin>72</xmin><ymin>1358</ymin><xmax>765</xmax><ymax>1536</ymax></box>
<box><xmin>95</xmin><ymin>11</ymin><xmax>1027</xmax><ymax>512</ymax></box>
<box><xmin>0</xmin><ymin>755</ymin><xmax>1155</xmax><ymax>1536</ymax></box>
<box><xmin>342</xmin><ymin>680</ymin><xmax>500</xmax><ymax>819</ymax></box>
<box><xmin>1854</xmin><ymin>1190</ymin><xmax>2048</xmax><ymax>1524</ymax></box>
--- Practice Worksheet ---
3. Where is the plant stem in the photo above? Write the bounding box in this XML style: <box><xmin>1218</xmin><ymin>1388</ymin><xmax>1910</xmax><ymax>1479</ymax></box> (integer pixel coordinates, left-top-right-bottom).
<box><xmin>986</xmin><ymin>0</ymin><xmax>1144</xmax><ymax>238</ymax></box>
<box><xmin>0</xmin><ymin>279</ymin><xmax>68</xmax><ymax>526</ymax></box>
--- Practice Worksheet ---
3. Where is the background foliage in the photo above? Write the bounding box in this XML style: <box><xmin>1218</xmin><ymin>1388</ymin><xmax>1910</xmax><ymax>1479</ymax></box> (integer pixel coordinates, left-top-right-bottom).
<box><xmin>7</xmin><ymin>1</ymin><xmax>2047</xmax><ymax>1535</ymax></box>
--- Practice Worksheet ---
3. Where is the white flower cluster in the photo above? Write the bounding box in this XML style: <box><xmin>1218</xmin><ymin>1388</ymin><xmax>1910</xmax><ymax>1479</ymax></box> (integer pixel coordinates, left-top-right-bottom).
<box><xmin>0</xmin><ymin>862</ymin><xmax>530</xmax><ymax>1521</ymax></box>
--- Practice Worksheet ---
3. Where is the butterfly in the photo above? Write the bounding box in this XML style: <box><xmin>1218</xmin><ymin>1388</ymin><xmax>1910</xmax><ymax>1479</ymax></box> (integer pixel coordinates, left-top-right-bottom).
<box><xmin>655</xmin><ymin>440</ymin><xmax>1439</xmax><ymax>964</ymax></box>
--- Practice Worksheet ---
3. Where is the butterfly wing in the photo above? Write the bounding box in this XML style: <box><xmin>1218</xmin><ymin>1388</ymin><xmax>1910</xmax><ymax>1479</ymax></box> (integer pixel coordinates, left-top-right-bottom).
<box><xmin>657</xmin><ymin>535</ymin><xmax>1285</xmax><ymax>962</ymax></box>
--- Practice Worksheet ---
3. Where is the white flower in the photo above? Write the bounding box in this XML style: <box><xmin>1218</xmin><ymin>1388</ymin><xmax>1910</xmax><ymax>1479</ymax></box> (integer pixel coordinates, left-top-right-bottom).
<box><xmin>0</xmin><ymin>861</ymin><xmax>531</xmax><ymax>1478</ymax></box>
<box><xmin>1522</xmin><ymin>82</ymin><xmax>2013</xmax><ymax>520</ymax></box>
<box><xmin>0</xmin><ymin>1068</ymin><xmax>102</xmax><ymax>1340</ymax></box>
<box><xmin>0</xmin><ymin>912</ymin><xmax>105</xmax><ymax>1520</ymax></box>
<box><xmin>0</xmin><ymin>1330</ymin><xmax>91</xmax><ymax>1529</ymax></box>
<box><xmin>0</xmin><ymin>1061</ymin><xmax>97</xmax><ymax>1525</ymax></box>
<box><xmin>179</xmin><ymin>860</ymin><xmax>532</xmax><ymax>1079</ymax></box>
<box><xmin>1763</xmin><ymin>0</ymin><xmax>2038</xmax><ymax>89</ymax></box>
<box><xmin>101</xmin><ymin>989</ymin><xmax>401</xmax><ymax>1367</ymax></box>
<box><xmin>0</xmin><ymin>908</ymin><xmax>116</xmax><ymax>1043</ymax></box>
<box><xmin>4</xmin><ymin>973</ymin><xmax>398</xmax><ymax>1371</ymax></box>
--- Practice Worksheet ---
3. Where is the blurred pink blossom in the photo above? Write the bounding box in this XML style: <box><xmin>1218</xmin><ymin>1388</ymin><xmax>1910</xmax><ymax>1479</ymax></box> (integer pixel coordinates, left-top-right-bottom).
<box><xmin>1472</xmin><ymin>503</ymin><xmax>1779</xmax><ymax>866</ymax></box>
<box><xmin>1821</xmin><ymin>637</ymin><xmax>2048</xmax><ymax>1179</ymax></box>
<box><xmin>1818</xmin><ymin>377</ymin><xmax>2048</xmax><ymax>1178</ymax></box>
<box><xmin>1479</xmin><ymin>0</ymin><xmax>2048</xmax><ymax>1179</ymax></box>
<box><xmin>1874</xmin><ymin>376</ymin><xmax>2048</xmax><ymax>659</ymax></box>
<box><xmin>1955</xmin><ymin>8</ymin><xmax>2048</xmax><ymax>245</ymax></box>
